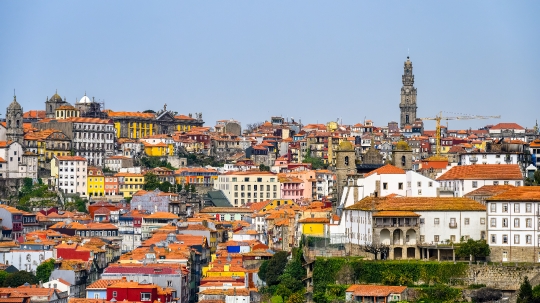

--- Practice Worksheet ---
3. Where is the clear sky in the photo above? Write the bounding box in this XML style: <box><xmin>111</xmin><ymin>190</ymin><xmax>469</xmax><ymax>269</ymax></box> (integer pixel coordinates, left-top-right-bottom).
<box><xmin>1</xmin><ymin>1</ymin><xmax>539</xmax><ymax>130</ymax></box>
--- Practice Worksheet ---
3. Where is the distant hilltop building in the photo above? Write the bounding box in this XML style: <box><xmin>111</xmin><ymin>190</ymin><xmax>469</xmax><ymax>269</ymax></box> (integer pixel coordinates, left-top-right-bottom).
<box><xmin>399</xmin><ymin>56</ymin><xmax>418</xmax><ymax>129</ymax></box>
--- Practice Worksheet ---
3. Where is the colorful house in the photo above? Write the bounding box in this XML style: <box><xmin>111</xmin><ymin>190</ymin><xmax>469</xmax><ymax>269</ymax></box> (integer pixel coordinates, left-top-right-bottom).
<box><xmin>87</xmin><ymin>166</ymin><xmax>105</xmax><ymax>197</ymax></box>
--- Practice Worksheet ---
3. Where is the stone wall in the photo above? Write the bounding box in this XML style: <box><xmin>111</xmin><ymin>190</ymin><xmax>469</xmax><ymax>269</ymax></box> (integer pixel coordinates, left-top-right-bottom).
<box><xmin>468</xmin><ymin>264</ymin><xmax>540</xmax><ymax>290</ymax></box>
<box><xmin>490</xmin><ymin>246</ymin><xmax>539</xmax><ymax>263</ymax></box>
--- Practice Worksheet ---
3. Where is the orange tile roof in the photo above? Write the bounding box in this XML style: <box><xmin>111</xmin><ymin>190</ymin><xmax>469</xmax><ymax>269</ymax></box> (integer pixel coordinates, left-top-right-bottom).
<box><xmin>87</xmin><ymin>279</ymin><xmax>124</xmax><ymax>289</ymax></box>
<box><xmin>346</xmin><ymin>284</ymin><xmax>407</xmax><ymax>297</ymax></box>
<box><xmin>107</xmin><ymin>111</ymin><xmax>155</xmax><ymax>118</ymax></box>
<box><xmin>23</xmin><ymin>110</ymin><xmax>46</xmax><ymax>119</ymax></box>
<box><xmin>437</xmin><ymin>164</ymin><xmax>523</xmax><ymax>181</ymax></box>
<box><xmin>372</xmin><ymin>210</ymin><xmax>420</xmax><ymax>217</ymax></box>
<box><xmin>200</xmin><ymin>207</ymin><xmax>252</xmax><ymax>213</ymax></box>
<box><xmin>298</xmin><ymin>218</ymin><xmax>330</xmax><ymax>223</ymax></box>
<box><xmin>487</xmin><ymin>187</ymin><xmax>540</xmax><ymax>202</ymax></box>
<box><xmin>465</xmin><ymin>185</ymin><xmax>515</xmax><ymax>197</ymax></box>
<box><xmin>364</xmin><ymin>164</ymin><xmax>405</xmax><ymax>177</ymax></box>
<box><xmin>490</xmin><ymin>122</ymin><xmax>524</xmax><ymax>130</ymax></box>
<box><xmin>144</xmin><ymin>212</ymin><xmax>179</xmax><ymax>219</ymax></box>
<box><xmin>345</xmin><ymin>196</ymin><xmax>486</xmax><ymax>212</ymax></box>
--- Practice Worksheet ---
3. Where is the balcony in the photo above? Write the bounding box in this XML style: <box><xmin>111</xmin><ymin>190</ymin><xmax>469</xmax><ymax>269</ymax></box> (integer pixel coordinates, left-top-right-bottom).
<box><xmin>449</xmin><ymin>223</ymin><xmax>458</xmax><ymax>229</ymax></box>
<box><xmin>469</xmin><ymin>156</ymin><xmax>478</xmax><ymax>163</ymax></box>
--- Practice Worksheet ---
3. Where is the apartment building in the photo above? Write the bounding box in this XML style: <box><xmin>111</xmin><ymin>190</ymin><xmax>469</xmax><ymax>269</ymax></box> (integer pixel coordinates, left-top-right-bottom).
<box><xmin>213</xmin><ymin>171</ymin><xmax>281</xmax><ymax>207</ymax></box>
<box><xmin>51</xmin><ymin>155</ymin><xmax>88</xmax><ymax>197</ymax></box>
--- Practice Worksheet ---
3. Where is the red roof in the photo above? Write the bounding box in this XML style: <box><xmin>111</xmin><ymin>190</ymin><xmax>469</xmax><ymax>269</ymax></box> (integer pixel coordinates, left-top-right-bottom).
<box><xmin>364</xmin><ymin>164</ymin><xmax>405</xmax><ymax>177</ymax></box>
<box><xmin>346</xmin><ymin>284</ymin><xmax>407</xmax><ymax>297</ymax></box>
<box><xmin>437</xmin><ymin>164</ymin><xmax>523</xmax><ymax>181</ymax></box>
<box><xmin>490</xmin><ymin>122</ymin><xmax>524</xmax><ymax>130</ymax></box>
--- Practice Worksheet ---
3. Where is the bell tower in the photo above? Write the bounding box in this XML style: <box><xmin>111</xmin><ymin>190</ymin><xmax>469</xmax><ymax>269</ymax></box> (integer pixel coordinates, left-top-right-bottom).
<box><xmin>399</xmin><ymin>56</ymin><xmax>417</xmax><ymax>129</ymax></box>
<box><xmin>6</xmin><ymin>94</ymin><xmax>24</xmax><ymax>145</ymax></box>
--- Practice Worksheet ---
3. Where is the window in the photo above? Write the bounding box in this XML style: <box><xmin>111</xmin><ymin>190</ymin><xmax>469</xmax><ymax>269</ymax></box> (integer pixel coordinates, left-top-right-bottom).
<box><xmin>383</xmin><ymin>183</ymin><xmax>388</xmax><ymax>190</ymax></box>
<box><xmin>516</xmin><ymin>181</ymin><xmax>521</xmax><ymax>186</ymax></box>
<box><xmin>94</xmin><ymin>294</ymin><xmax>100</xmax><ymax>299</ymax></box>
<box><xmin>480</xmin><ymin>218</ymin><xmax>486</xmax><ymax>225</ymax></box>
<box><xmin>514</xmin><ymin>204</ymin><xmax>520</xmax><ymax>213</ymax></box>
<box><xmin>428</xmin><ymin>182</ymin><xmax>433</xmax><ymax>187</ymax></box>
<box><xmin>514</xmin><ymin>218</ymin><xmax>520</xmax><ymax>228</ymax></box>
<box><xmin>504</xmin><ymin>181</ymin><xmax>509</xmax><ymax>185</ymax></box>
<box><xmin>502</xmin><ymin>203</ymin><xmax>508</xmax><ymax>212</ymax></box>
<box><xmin>141</xmin><ymin>293</ymin><xmax>151</xmax><ymax>301</ymax></box>
<box><xmin>491</xmin><ymin>234</ymin><xmax>496</xmax><ymax>244</ymax></box>
<box><xmin>112</xmin><ymin>291</ymin><xmax>117</xmax><ymax>298</ymax></box>
<box><xmin>244</xmin><ymin>177</ymin><xmax>249</xmax><ymax>182</ymax></box>
<box><xmin>503</xmin><ymin>234</ymin><xmax>508</xmax><ymax>244</ymax></box>
<box><xmin>420</xmin><ymin>235</ymin><xmax>425</xmax><ymax>242</ymax></box>
<box><xmin>398</xmin><ymin>183</ymin><xmax>403</xmax><ymax>190</ymax></box>
<box><xmin>418</xmin><ymin>189</ymin><xmax>422</xmax><ymax>195</ymax></box>
<box><xmin>434</xmin><ymin>235</ymin><xmax>440</xmax><ymax>242</ymax></box>
<box><xmin>490</xmin><ymin>203</ymin><xmax>496</xmax><ymax>212</ymax></box>
<box><xmin>527</xmin><ymin>218</ymin><xmax>532</xmax><ymax>228</ymax></box>
<box><xmin>167</xmin><ymin>280</ymin><xmax>173</xmax><ymax>287</ymax></box>
<box><xmin>493</xmin><ymin>181</ymin><xmax>499</xmax><ymax>185</ymax></box>
<box><xmin>526</xmin><ymin>203</ymin><xmax>532</xmax><ymax>213</ymax></box>
<box><xmin>434</xmin><ymin>218</ymin><xmax>440</xmax><ymax>225</ymax></box>
<box><xmin>464</xmin><ymin>218</ymin><xmax>470</xmax><ymax>225</ymax></box>
<box><xmin>420</xmin><ymin>218</ymin><xmax>425</xmax><ymax>224</ymax></box>
<box><xmin>526</xmin><ymin>235</ymin><xmax>532</xmax><ymax>244</ymax></box>
<box><xmin>472</xmin><ymin>181</ymin><xmax>478</xmax><ymax>188</ymax></box>
<box><xmin>502</xmin><ymin>218</ymin><xmax>508</xmax><ymax>227</ymax></box>
<box><xmin>514</xmin><ymin>235</ymin><xmax>520</xmax><ymax>244</ymax></box>
<box><xmin>417</xmin><ymin>182</ymin><xmax>421</xmax><ymax>187</ymax></box>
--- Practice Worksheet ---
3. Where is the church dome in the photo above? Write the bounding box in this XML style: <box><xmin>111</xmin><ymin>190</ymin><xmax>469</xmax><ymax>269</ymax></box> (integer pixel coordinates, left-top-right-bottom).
<box><xmin>79</xmin><ymin>95</ymin><xmax>92</xmax><ymax>104</ymax></box>
<box><xmin>395</xmin><ymin>139</ymin><xmax>411</xmax><ymax>151</ymax></box>
<box><xmin>8</xmin><ymin>96</ymin><xmax>22</xmax><ymax>110</ymax></box>
<box><xmin>49</xmin><ymin>92</ymin><xmax>63</xmax><ymax>103</ymax></box>
<box><xmin>339</xmin><ymin>140</ymin><xmax>354</xmax><ymax>151</ymax></box>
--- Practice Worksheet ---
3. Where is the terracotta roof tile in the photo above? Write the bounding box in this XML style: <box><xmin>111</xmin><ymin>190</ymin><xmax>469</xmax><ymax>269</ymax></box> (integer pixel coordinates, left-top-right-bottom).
<box><xmin>487</xmin><ymin>187</ymin><xmax>540</xmax><ymax>202</ymax></box>
<box><xmin>345</xmin><ymin>196</ymin><xmax>486</xmax><ymax>212</ymax></box>
<box><xmin>437</xmin><ymin>164</ymin><xmax>523</xmax><ymax>181</ymax></box>
<box><xmin>364</xmin><ymin>164</ymin><xmax>405</xmax><ymax>177</ymax></box>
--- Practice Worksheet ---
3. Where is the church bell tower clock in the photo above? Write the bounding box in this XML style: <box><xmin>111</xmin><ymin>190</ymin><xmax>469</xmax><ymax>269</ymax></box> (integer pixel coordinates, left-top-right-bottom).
<box><xmin>399</xmin><ymin>56</ymin><xmax>418</xmax><ymax>129</ymax></box>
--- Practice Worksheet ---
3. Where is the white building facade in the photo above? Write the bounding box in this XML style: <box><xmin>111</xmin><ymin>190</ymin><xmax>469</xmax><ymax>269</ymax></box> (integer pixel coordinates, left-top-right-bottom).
<box><xmin>51</xmin><ymin>155</ymin><xmax>88</xmax><ymax>197</ymax></box>
<box><xmin>214</xmin><ymin>171</ymin><xmax>281</xmax><ymax>207</ymax></box>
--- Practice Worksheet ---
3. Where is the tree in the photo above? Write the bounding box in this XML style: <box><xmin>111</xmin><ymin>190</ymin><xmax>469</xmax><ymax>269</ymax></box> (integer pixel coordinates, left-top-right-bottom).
<box><xmin>532</xmin><ymin>284</ymin><xmax>540</xmax><ymax>302</ymax></box>
<box><xmin>361</xmin><ymin>242</ymin><xmax>390</xmax><ymax>260</ymax></box>
<box><xmin>286</xmin><ymin>292</ymin><xmax>304</xmax><ymax>303</ymax></box>
<box><xmin>258</xmin><ymin>260</ymin><xmax>269</xmax><ymax>283</ymax></box>
<box><xmin>264</xmin><ymin>251</ymin><xmax>288</xmax><ymax>287</ymax></box>
<box><xmin>517</xmin><ymin>276</ymin><xmax>534</xmax><ymax>303</ymax></box>
<box><xmin>144</xmin><ymin>172</ymin><xmax>160</xmax><ymax>191</ymax></box>
<box><xmin>302</xmin><ymin>148</ymin><xmax>328</xmax><ymax>170</ymax></box>
<box><xmin>456</xmin><ymin>239</ymin><xmax>491</xmax><ymax>261</ymax></box>
<box><xmin>0</xmin><ymin>271</ymin><xmax>8</xmax><ymax>286</ymax></box>
<box><xmin>275</xmin><ymin>283</ymin><xmax>292</xmax><ymax>302</ymax></box>
<box><xmin>259</xmin><ymin>164</ymin><xmax>271</xmax><ymax>172</ymax></box>
<box><xmin>3</xmin><ymin>271</ymin><xmax>38</xmax><ymax>287</ymax></box>
<box><xmin>158</xmin><ymin>181</ymin><xmax>173</xmax><ymax>193</ymax></box>
<box><xmin>36</xmin><ymin>259</ymin><xmax>55</xmax><ymax>283</ymax></box>
<box><xmin>535</xmin><ymin>170</ymin><xmax>540</xmax><ymax>185</ymax></box>
<box><xmin>143</xmin><ymin>109</ymin><xmax>156</xmax><ymax>113</ymax></box>
<box><xmin>278</xmin><ymin>274</ymin><xmax>304</xmax><ymax>294</ymax></box>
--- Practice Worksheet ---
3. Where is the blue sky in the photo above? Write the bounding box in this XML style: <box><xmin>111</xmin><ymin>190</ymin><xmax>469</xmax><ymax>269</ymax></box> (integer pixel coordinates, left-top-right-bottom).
<box><xmin>1</xmin><ymin>1</ymin><xmax>538</xmax><ymax>130</ymax></box>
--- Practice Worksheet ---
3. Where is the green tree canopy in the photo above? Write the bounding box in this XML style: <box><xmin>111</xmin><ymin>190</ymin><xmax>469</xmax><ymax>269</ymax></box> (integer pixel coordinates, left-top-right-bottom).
<box><xmin>36</xmin><ymin>259</ymin><xmax>55</xmax><ymax>283</ymax></box>
<box><xmin>535</xmin><ymin>170</ymin><xmax>540</xmax><ymax>185</ymax></box>
<box><xmin>144</xmin><ymin>172</ymin><xmax>160</xmax><ymax>191</ymax></box>
<box><xmin>456</xmin><ymin>239</ymin><xmax>491</xmax><ymax>261</ymax></box>
<box><xmin>259</xmin><ymin>164</ymin><xmax>271</xmax><ymax>172</ymax></box>
<box><xmin>264</xmin><ymin>251</ymin><xmax>288</xmax><ymax>287</ymax></box>
<box><xmin>258</xmin><ymin>260</ymin><xmax>269</xmax><ymax>283</ymax></box>
<box><xmin>517</xmin><ymin>276</ymin><xmax>534</xmax><ymax>303</ymax></box>
<box><xmin>158</xmin><ymin>181</ymin><xmax>174</xmax><ymax>192</ymax></box>
<box><xmin>0</xmin><ymin>271</ymin><xmax>9</xmax><ymax>286</ymax></box>
<box><xmin>275</xmin><ymin>283</ymin><xmax>292</xmax><ymax>302</ymax></box>
<box><xmin>286</xmin><ymin>292</ymin><xmax>304</xmax><ymax>303</ymax></box>
<box><xmin>3</xmin><ymin>271</ymin><xmax>38</xmax><ymax>287</ymax></box>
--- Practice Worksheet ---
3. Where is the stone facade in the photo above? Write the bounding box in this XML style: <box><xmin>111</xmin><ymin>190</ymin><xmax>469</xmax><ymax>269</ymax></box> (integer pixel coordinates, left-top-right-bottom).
<box><xmin>335</xmin><ymin>142</ymin><xmax>356</xmax><ymax>201</ymax></box>
<box><xmin>490</xmin><ymin>246</ymin><xmax>539</xmax><ymax>263</ymax></box>
<box><xmin>5</xmin><ymin>96</ymin><xmax>24</xmax><ymax>145</ymax></box>
<box><xmin>399</xmin><ymin>57</ymin><xmax>418</xmax><ymax>129</ymax></box>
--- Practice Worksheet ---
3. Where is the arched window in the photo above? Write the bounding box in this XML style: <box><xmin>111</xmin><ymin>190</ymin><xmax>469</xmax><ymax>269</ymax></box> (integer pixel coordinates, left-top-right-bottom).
<box><xmin>49</xmin><ymin>105</ymin><xmax>52</xmax><ymax>112</ymax></box>
<box><xmin>401</xmin><ymin>155</ymin><xmax>406</xmax><ymax>166</ymax></box>
<box><xmin>344</xmin><ymin>156</ymin><xmax>349</xmax><ymax>166</ymax></box>
<box><xmin>16</xmin><ymin>120</ymin><xmax>20</xmax><ymax>127</ymax></box>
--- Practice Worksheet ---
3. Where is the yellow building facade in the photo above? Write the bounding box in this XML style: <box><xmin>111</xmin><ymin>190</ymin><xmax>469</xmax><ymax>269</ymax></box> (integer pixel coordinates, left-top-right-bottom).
<box><xmin>87</xmin><ymin>167</ymin><xmax>105</xmax><ymax>197</ymax></box>
<box><xmin>115</xmin><ymin>173</ymin><xmax>145</xmax><ymax>198</ymax></box>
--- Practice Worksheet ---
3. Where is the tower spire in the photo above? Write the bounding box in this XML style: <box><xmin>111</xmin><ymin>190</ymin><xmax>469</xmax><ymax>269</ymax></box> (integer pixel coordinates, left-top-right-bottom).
<box><xmin>399</xmin><ymin>56</ymin><xmax>418</xmax><ymax>129</ymax></box>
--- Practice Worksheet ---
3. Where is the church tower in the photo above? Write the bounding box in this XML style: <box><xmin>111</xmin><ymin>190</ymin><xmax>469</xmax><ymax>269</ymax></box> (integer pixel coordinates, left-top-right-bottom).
<box><xmin>399</xmin><ymin>56</ymin><xmax>417</xmax><ymax>129</ymax></box>
<box><xmin>6</xmin><ymin>94</ymin><xmax>24</xmax><ymax>144</ymax></box>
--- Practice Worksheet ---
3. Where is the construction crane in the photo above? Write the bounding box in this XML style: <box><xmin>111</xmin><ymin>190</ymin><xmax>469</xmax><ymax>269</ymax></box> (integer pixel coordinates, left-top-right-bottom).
<box><xmin>419</xmin><ymin>112</ymin><xmax>501</xmax><ymax>158</ymax></box>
